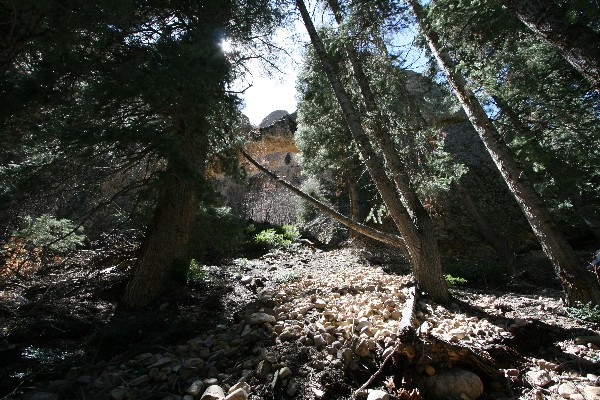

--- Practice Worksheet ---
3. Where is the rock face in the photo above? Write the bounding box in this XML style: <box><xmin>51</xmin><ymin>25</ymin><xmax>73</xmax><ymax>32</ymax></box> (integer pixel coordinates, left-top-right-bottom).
<box><xmin>441</xmin><ymin>122</ymin><xmax>533</xmax><ymax>254</ymax></box>
<box><xmin>219</xmin><ymin>111</ymin><xmax>302</xmax><ymax>226</ymax></box>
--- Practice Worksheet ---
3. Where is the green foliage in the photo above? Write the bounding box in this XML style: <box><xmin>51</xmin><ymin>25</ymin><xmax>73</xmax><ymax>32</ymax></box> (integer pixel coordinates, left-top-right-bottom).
<box><xmin>187</xmin><ymin>259</ymin><xmax>211</xmax><ymax>283</ymax></box>
<box><xmin>366</xmin><ymin>204</ymin><xmax>388</xmax><ymax>225</ymax></box>
<box><xmin>253</xmin><ymin>224</ymin><xmax>300</xmax><ymax>251</ymax></box>
<box><xmin>444</xmin><ymin>274</ymin><xmax>468</xmax><ymax>286</ymax></box>
<box><xmin>281</xmin><ymin>224</ymin><xmax>301</xmax><ymax>242</ymax></box>
<box><xmin>0</xmin><ymin>0</ymin><xmax>285</xmax><ymax>245</ymax></box>
<box><xmin>565</xmin><ymin>302</ymin><xmax>600</xmax><ymax>323</ymax></box>
<box><xmin>272</xmin><ymin>269</ymin><xmax>301</xmax><ymax>283</ymax></box>
<box><xmin>297</xmin><ymin>177</ymin><xmax>325</xmax><ymax>223</ymax></box>
<box><xmin>296</xmin><ymin>25</ymin><xmax>467</xmax><ymax>226</ymax></box>
<box><xmin>426</xmin><ymin>0</ymin><xmax>600</xmax><ymax>225</ymax></box>
<box><xmin>14</xmin><ymin>214</ymin><xmax>85</xmax><ymax>253</ymax></box>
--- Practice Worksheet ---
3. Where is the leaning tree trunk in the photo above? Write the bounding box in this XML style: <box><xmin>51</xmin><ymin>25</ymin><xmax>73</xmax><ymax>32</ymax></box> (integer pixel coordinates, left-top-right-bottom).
<box><xmin>326</xmin><ymin>0</ymin><xmax>448</xmax><ymax>302</ymax></box>
<box><xmin>242</xmin><ymin>149</ymin><xmax>406</xmax><ymax>249</ymax></box>
<box><xmin>348</xmin><ymin>179</ymin><xmax>360</xmax><ymax>239</ymax></box>
<box><xmin>409</xmin><ymin>0</ymin><xmax>600</xmax><ymax>305</ymax></box>
<box><xmin>497</xmin><ymin>0</ymin><xmax>600</xmax><ymax>90</ymax></box>
<box><xmin>121</xmin><ymin>124</ymin><xmax>207</xmax><ymax>310</ymax></box>
<box><xmin>297</xmin><ymin>0</ymin><xmax>449</xmax><ymax>302</ymax></box>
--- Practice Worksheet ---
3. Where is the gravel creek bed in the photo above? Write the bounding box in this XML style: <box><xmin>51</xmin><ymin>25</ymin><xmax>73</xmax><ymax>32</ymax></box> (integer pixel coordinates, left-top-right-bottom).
<box><xmin>8</xmin><ymin>246</ymin><xmax>600</xmax><ymax>400</ymax></box>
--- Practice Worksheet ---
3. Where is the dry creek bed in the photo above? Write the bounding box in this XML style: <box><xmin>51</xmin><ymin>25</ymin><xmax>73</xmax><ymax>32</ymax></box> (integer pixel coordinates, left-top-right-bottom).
<box><xmin>24</xmin><ymin>246</ymin><xmax>600</xmax><ymax>400</ymax></box>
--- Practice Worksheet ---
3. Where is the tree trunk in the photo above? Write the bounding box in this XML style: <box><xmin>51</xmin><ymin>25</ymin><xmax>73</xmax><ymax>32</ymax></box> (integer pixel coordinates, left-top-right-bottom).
<box><xmin>121</xmin><ymin>169</ymin><xmax>197</xmax><ymax>309</ymax></box>
<box><xmin>497</xmin><ymin>0</ymin><xmax>600</xmax><ymax>90</ymax></box>
<box><xmin>326</xmin><ymin>0</ymin><xmax>449</xmax><ymax>302</ymax></box>
<box><xmin>297</xmin><ymin>0</ymin><xmax>449</xmax><ymax>302</ymax></box>
<box><xmin>348</xmin><ymin>179</ymin><xmax>359</xmax><ymax>239</ymax></box>
<box><xmin>121</xmin><ymin>122</ymin><xmax>207</xmax><ymax>310</ymax></box>
<box><xmin>409</xmin><ymin>0</ymin><xmax>600</xmax><ymax>305</ymax></box>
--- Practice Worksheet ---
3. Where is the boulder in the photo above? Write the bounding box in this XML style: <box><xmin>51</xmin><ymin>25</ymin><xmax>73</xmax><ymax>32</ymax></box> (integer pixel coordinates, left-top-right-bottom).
<box><xmin>422</xmin><ymin>368</ymin><xmax>484</xmax><ymax>400</ymax></box>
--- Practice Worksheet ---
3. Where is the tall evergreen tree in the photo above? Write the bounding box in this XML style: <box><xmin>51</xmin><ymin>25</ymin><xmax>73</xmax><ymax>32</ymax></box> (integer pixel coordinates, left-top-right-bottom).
<box><xmin>296</xmin><ymin>0</ymin><xmax>450</xmax><ymax>302</ymax></box>
<box><xmin>1</xmin><ymin>0</ymin><xmax>284</xmax><ymax>309</ymax></box>
<box><xmin>408</xmin><ymin>0</ymin><xmax>600</xmax><ymax>305</ymax></box>
<box><xmin>497</xmin><ymin>0</ymin><xmax>600</xmax><ymax>89</ymax></box>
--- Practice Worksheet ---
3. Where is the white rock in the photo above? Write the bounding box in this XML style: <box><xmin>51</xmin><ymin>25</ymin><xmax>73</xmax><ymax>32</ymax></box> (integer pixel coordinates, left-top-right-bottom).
<box><xmin>279</xmin><ymin>367</ymin><xmax>293</xmax><ymax>379</ymax></box>
<box><xmin>200</xmin><ymin>385</ymin><xmax>225</xmax><ymax>400</ymax></box>
<box><xmin>186</xmin><ymin>380</ymin><xmax>204</xmax><ymax>396</ymax></box>
<box><xmin>314</xmin><ymin>299</ymin><xmax>327</xmax><ymax>309</ymax></box>
<box><xmin>526</xmin><ymin>370</ymin><xmax>552</xmax><ymax>387</ymax></box>
<box><xmin>584</xmin><ymin>386</ymin><xmax>600</xmax><ymax>399</ymax></box>
<box><xmin>558</xmin><ymin>382</ymin><xmax>577</xmax><ymax>398</ymax></box>
<box><xmin>367</xmin><ymin>389</ymin><xmax>390</xmax><ymax>400</ymax></box>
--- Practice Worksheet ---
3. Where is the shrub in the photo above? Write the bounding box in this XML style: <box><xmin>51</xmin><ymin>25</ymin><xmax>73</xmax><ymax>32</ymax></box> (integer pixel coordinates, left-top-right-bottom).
<box><xmin>444</xmin><ymin>274</ymin><xmax>468</xmax><ymax>286</ymax></box>
<box><xmin>14</xmin><ymin>214</ymin><xmax>86</xmax><ymax>252</ymax></box>
<box><xmin>297</xmin><ymin>178</ymin><xmax>322</xmax><ymax>223</ymax></box>
<box><xmin>2</xmin><ymin>215</ymin><xmax>86</xmax><ymax>278</ymax></box>
<box><xmin>282</xmin><ymin>224</ymin><xmax>300</xmax><ymax>242</ymax></box>
<box><xmin>254</xmin><ymin>224</ymin><xmax>300</xmax><ymax>251</ymax></box>
<box><xmin>187</xmin><ymin>259</ymin><xmax>210</xmax><ymax>283</ymax></box>
<box><xmin>565</xmin><ymin>301</ymin><xmax>600</xmax><ymax>323</ymax></box>
<box><xmin>444</xmin><ymin>258</ymin><xmax>508</xmax><ymax>287</ymax></box>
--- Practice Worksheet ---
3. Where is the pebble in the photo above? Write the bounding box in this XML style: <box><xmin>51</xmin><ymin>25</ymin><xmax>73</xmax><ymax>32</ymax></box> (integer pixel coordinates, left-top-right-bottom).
<box><xmin>247</xmin><ymin>312</ymin><xmax>275</xmax><ymax>325</ymax></box>
<box><xmin>200</xmin><ymin>385</ymin><xmax>225</xmax><ymax>400</ymax></box>
<box><xmin>186</xmin><ymin>380</ymin><xmax>204</xmax><ymax>396</ymax></box>
<box><xmin>367</xmin><ymin>389</ymin><xmax>390</xmax><ymax>400</ymax></box>
<box><xmin>558</xmin><ymin>382</ymin><xmax>577</xmax><ymax>397</ymax></box>
<box><xmin>31</xmin><ymin>248</ymin><xmax>584</xmax><ymax>400</ymax></box>
<box><xmin>224</xmin><ymin>388</ymin><xmax>248</xmax><ymax>400</ymax></box>
<box><xmin>584</xmin><ymin>386</ymin><xmax>600</xmax><ymax>399</ymax></box>
<box><xmin>279</xmin><ymin>366</ymin><xmax>292</xmax><ymax>379</ymax></box>
<box><xmin>526</xmin><ymin>370</ymin><xmax>552</xmax><ymax>387</ymax></box>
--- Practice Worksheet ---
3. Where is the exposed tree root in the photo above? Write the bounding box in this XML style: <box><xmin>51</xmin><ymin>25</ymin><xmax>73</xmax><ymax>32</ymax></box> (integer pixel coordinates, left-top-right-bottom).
<box><xmin>355</xmin><ymin>286</ymin><xmax>505</xmax><ymax>397</ymax></box>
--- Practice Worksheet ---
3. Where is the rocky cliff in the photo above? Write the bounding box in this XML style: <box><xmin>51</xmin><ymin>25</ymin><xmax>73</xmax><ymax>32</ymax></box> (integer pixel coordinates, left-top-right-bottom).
<box><xmin>219</xmin><ymin>111</ymin><xmax>302</xmax><ymax>225</ymax></box>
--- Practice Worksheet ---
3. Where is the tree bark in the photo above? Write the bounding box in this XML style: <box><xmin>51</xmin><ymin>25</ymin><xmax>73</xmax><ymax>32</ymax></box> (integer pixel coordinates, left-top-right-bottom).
<box><xmin>242</xmin><ymin>149</ymin><xmax>406</xmax><ymax>249</ymax></box>
<box><xmin>497</xmin><ymin>0</ymin><xmax>600</xmax><ymax>90</ymax></box>
<box><xmin>297</xmin><ymin>0</ymin><xmax>449</xmax><ymax>302</ymax></box>
<box><xmin>348</xmin><ymin>178</ymin><xmax>359</xmax><ymax>239</ymax></box>
<box><xmin>409</xmin><ymin>0</ymin><xmax>600</xmax><ymax>305</ymax></box>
